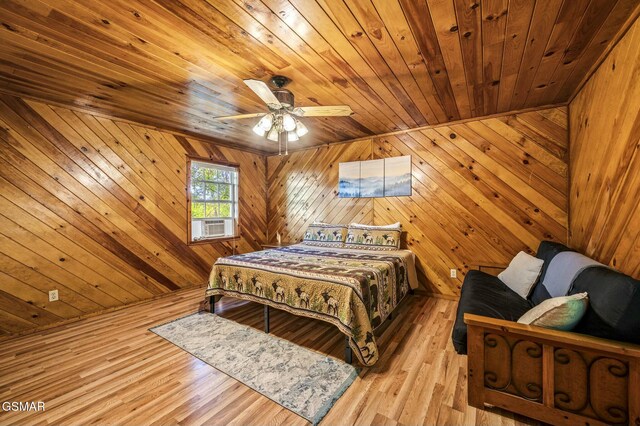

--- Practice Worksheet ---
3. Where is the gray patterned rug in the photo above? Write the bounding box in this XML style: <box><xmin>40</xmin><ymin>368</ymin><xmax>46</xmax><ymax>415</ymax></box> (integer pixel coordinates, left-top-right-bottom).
<box><xmin>150</xmin><ymin>313</ymin><xmax>358</xmax><ymax>425</ymax></box>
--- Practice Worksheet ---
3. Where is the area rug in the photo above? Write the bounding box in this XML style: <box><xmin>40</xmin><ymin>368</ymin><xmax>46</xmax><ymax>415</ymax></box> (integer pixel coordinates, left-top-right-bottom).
<box><xmin>150</xmin><ymin>313</ymin><xmax>358</xmax><ymax>425</ymax></box>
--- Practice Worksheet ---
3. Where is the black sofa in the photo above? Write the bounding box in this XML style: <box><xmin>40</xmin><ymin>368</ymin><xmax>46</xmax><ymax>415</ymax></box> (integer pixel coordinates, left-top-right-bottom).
<box><xmin>452</xmin><ymin>241</ymin><xmax>640</xmax><ymax>354</ymax></box>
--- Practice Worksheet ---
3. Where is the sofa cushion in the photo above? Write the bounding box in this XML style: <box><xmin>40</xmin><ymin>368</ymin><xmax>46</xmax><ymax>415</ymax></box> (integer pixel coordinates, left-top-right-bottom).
<box><xmin>530</xmin><ymin>241</ymin><xmax>572</xmax><ymax>305</ymax></box>
<box><xmin>535</xmin><ymin>241</ymin><xmax>572</xmax><ymax>280</ymax></box>
<box><xmin>529</xmin><ymin>283</ymin><xmax>552</xmax><ymax>306</ymax></box>
<box><xmin>452</xmin><ymin>270</ymin><xmax>533</xmax><ymax>354</ymax></box>
<box><xmin>569</xmin><ymin>266</ymin><xmax>640</xmax><ymax>344</ymax></box>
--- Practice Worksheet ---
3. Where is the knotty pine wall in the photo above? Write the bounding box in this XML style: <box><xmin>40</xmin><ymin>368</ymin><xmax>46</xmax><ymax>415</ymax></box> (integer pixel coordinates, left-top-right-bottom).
<box><xmin>267</xmin><ymin>139</ymin><xmax>375</xmax><ymax>239</ymax></box>
<box><xmin>0</xmin><ymin>95</ymin><xmax>266</xmax><ymax>336</ymax></box>
<box><xmin>569</xmin><ymin>15</ymin><xmax>640</xmax><ymax>279</ymax></box>
<box><xmin>267</xmin><ymin>107</ymin><xmax>569</xmax><ymax>297</ymax></box>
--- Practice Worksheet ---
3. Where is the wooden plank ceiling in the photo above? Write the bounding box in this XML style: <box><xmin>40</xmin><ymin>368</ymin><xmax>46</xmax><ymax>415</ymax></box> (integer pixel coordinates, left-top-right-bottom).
<box><xmin>0</xmin><ymin>0</ymin><xmax>637</xmax><ymax>154</ymax></box>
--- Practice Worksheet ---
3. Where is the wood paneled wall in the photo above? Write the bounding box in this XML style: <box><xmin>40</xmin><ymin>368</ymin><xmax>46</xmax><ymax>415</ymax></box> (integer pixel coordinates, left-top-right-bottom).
<box><xmin>569</xmin><ymin>15</ymin><xmax>640</xmax><ymax>278</ymax></box>
<box><xmin>0</xmin><ymin>95</ymin><xmax>266</xmax><ymax>336</ymax></box>
<box><xmin>267</xmin><ymin>140</ymin><xmax>374</xmax><ymax>241</ymax></box>
<box><xmin>267</xmin><ymin>107</ymin><xmax>569</xmax><ymax>297</ymax></box>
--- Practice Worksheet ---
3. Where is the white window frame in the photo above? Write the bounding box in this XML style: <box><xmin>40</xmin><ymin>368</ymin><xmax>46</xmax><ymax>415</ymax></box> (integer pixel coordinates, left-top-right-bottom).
<box><xmin>187</xmin><ymin>158</ymin><xmax>239</xmax><ymax>244</ymax></box>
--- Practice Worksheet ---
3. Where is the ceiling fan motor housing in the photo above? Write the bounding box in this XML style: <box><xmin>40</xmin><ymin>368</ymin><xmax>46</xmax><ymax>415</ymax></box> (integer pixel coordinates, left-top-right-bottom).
<box><xmin>273</xmin><ymin>89</ymin><xmax>294</xmax><ymax>108</ymax></box>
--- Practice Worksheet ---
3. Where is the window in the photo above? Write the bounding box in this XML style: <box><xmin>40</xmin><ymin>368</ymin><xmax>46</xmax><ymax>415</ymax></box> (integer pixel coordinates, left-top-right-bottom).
<box><xmin>188</xmin><ymin>159</ymin><xmax>239</xmax><ymax>243</ymax></box>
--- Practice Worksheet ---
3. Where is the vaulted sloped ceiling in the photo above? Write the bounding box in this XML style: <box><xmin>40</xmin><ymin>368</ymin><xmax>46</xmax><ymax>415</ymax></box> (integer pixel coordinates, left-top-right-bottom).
<box><xmin>0</xmin><ymin>0</ymin><xmax>638</xmax><ymax>153</ymax></box>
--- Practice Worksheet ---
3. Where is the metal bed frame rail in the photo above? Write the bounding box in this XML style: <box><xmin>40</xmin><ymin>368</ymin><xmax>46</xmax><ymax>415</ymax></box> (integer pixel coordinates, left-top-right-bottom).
<box><xmin>208</xmin><ymin>295</ymin><xmax>354</xmax><ymax>363</ymax></box>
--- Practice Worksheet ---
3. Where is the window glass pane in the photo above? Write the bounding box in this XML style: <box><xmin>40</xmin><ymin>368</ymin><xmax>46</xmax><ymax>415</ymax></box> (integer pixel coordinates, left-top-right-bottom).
<box><xmin>205</xmin><ymin>203</ymin><xmax>219</xmax><ymax>218</ymax></box>
<box><xmin>204</xmin><ymin>182</ymin><xmax>218</xmax><ymax>201</ymax></box>
<box><xmin>192</xmin><ymin>182</ymin><xmax>205</xmax><ymax>200</ymax></box>
<box><xmin>219</xmin><ymin>203</ymin><xmax>231</xmax><ymax>217</ymax></box>
<box><xmin>192</xmin><ymin>202</ymin><xmax>205</xmax><ymax>218</ymax></box>
<box><xmin>202</xmin><ymin>168</ymin><xmax>215</xmax><ymax>181</ymax></box>
<box><xmin>192</xmin><ymin>164</ymin><xmax>205</xmax><ymax>181</ymax></box>
<box><xmin>219</xmin><ymin>184</ymin><xmax>231</xmax><ymax>201</ymax></box>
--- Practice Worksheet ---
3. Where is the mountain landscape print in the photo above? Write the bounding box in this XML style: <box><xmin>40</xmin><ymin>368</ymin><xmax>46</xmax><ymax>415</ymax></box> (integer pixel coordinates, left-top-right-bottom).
<box><xmin>338</xmin><ymin>156</ymin><xmax>412</xmax><ymax>198</ymax></box>
<box><xmin>384</xmin><ymin>156</ymin><xmax>412</xmax><ymax>196</ymax></box>
<box><xmin>339</xmin><ymin>162</ymin><xmax>360</xmax><ymax>197</ymax></box>
<box><xmin>360</xmin><ymin>159</ymin><xmax>384</xmax><ymax>197</ymax></box>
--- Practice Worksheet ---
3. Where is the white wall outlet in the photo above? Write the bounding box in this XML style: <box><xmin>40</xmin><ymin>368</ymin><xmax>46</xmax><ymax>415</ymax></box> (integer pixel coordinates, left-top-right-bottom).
<box><xmin>450</xmin><ymin>269</ymin><xmax>457</xmax><ymax>279</ymax></box>
<box><xmin>49</xmin><ymin>290</ymin><xmax>59</xmax><ymax>302</ymax></box>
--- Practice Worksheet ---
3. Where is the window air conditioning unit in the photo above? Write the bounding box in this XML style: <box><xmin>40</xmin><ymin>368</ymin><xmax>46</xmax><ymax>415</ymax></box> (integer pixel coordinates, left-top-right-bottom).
<box><xmin>203</xmin><ymin>220</ymin><xmax>225</xmax><ymax>237</ymax></box>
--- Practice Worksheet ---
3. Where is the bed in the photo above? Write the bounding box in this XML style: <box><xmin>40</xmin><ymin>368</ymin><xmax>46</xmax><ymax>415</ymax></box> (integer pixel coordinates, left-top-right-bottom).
<box><xmin>205</xmin><ymin>243</ymin><xmax>418</xmax><ymax>366</ymax></box>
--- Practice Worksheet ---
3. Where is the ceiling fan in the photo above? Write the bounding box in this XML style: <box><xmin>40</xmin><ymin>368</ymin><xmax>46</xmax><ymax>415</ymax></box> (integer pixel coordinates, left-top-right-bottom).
<box><xmin>214</xmin><ymin>76</ymin><xmax>353</xmax><ymax>155</ymax></box>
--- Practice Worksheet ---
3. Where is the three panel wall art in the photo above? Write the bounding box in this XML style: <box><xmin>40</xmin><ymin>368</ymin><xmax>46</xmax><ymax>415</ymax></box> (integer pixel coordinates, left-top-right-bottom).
<box><xmin>338</xmin><ymin>155</ymin><xmax>412</xmax><ymax>198</ymax></box>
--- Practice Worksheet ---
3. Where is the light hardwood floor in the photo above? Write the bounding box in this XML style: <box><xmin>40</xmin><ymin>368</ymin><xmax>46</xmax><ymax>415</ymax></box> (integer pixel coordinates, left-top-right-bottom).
<box><xmin>0</xmin><ymin>288</ymin><xmax>540</xmax><ymax>425</ymax></box>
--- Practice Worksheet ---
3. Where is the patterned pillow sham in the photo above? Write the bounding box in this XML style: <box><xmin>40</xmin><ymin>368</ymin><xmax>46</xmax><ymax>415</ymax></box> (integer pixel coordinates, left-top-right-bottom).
<box><xmin>345</xmin><ymin>225</ymin><xmax>401</xmax><ymax>250</ymax></box>
<box><xmin>301</xmin><ymin>223</ymin><xmax>347</xmax><ymax>247</ymax></box>
<box><xmin>350</xmin><ymin>222</ymin><xmax>401</xmax><ymax>229</ymax></box>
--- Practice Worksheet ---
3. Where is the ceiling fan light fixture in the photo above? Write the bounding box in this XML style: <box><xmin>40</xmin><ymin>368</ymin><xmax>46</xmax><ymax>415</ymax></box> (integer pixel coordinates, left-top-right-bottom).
<box><xmin>282</xmin><ymin>113</ymin><xmax>296</xmax><ymax>132</ymax></box>
<box><xmin>257</xmin><ymin>113</ymin><xmax>274</xmax><ymax>131</ymax></box>
<box><xmin>266</xmin><ymin>126</ymin><xmax>279</xmax><ymax>142</ymax></box>
<box><xmin>295</xmin><ymin>120</ymin><xmax>308</xmax><ymax>137</ymax></box>
<box><xmin>252</xmin><ymin>122</ymin><xmax>266</xmax><ymax>136</ymax></box>
<box><xmin>213</xmin><ymin>77</ymin><xmax>351</xmax><ymax>153</ymax></box>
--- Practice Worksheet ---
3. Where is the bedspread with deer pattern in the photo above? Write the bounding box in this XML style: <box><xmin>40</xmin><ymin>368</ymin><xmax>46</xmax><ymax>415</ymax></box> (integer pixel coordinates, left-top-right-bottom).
<box><xmin>206</xmin><ymin>244</ymin><xmax>418</xmax><ymax>366</ymax></box>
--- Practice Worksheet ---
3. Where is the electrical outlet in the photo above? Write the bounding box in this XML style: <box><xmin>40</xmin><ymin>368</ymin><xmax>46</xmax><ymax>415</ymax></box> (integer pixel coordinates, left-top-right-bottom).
<box><xmin>450</xmin><ymin>269</ymin><xmax>457</xmax><ymax>279</ymax></box>
<box><xmin>49</xmin><ymin>290</ymin><xmax>59</xmax><ymax>302</ymax></box>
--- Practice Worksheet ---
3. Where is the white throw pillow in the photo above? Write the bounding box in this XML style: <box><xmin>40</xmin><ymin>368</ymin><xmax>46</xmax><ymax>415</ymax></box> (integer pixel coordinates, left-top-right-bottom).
<box><xmin>518</xmin><ymin>293</ymin><xmax>589</xmax><ymax>330</ymax></box>
<box><xmin>498</xmin><ymin>251</ymin><xmax>544</xmax><ymax>299</ymax></box>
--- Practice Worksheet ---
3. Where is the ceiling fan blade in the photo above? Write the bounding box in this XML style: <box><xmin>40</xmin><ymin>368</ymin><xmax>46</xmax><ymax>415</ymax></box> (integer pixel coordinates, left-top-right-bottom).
<box><xmin>244</xmin><ymin>79</ymin><xmax>282</xmax><ymax>108</ymax></box>
<box><xmin>213</xmin><ymin>112</ymin><xmax>266</xmax><ymax>120</ymax></box>
<box><xmin>292</xmin><ymin>105</ymin><xmax>353</xmax><ymax>117</ymax></box>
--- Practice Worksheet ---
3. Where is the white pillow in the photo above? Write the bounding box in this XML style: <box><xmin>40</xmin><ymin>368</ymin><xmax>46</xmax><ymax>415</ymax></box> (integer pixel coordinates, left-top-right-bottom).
<box><xmin>518</xmin><ymin>293</ymin><xmax>589</xmax><ymax>330</ymax></box>
<box><xmin>350</xmin><ymin>222</ymin><xmax>401</xmax><ymax>230</ymax></box>
<box><xmin>498</xmin><ymin>251</ymin><xmax>544</xmax><ymax>299</ymax></box>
